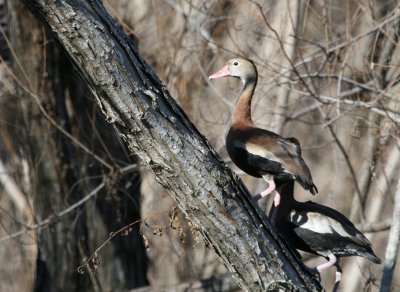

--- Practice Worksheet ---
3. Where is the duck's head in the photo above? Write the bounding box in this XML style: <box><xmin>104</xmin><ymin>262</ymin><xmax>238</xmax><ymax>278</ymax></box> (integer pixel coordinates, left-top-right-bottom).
<box><xmin>209</xmin><ymin>58</ymin><xmax>257</xmax><ymax>86</ymax></box>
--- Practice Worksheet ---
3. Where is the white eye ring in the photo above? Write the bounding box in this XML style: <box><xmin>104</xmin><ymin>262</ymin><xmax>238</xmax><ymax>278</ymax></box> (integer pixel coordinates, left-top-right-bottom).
<box><xmin>233</xmin><ymin>61</ymin><xmax>239</xmax><ymax>66</ymax></box>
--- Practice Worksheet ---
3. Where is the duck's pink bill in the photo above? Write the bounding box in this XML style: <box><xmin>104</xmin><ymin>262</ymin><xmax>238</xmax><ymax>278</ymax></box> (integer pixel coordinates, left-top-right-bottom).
<box><xmin>209</xmin><ymin>65</ymin><xmax>231</xmax><ymax>79</ymax></box>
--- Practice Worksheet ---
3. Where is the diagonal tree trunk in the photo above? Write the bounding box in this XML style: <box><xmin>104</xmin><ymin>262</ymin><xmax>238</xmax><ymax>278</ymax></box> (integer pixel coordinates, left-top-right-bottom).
<box><xmin>21</xmin><ymin>0</ymin><xmax>321</xmax><ymax>291</ymax></box>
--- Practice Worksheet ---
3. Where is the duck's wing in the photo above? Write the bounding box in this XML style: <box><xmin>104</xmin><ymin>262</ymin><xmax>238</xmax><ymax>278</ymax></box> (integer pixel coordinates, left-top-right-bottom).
<box><xmin>290</xmin><ymin>202</ymin><xmax>371</xmax><ymax>247</ymax></box>
<box><xmin>238</xmin><ymin>128</ymin><xmax>317</xmax><ymax>193</ymax></box>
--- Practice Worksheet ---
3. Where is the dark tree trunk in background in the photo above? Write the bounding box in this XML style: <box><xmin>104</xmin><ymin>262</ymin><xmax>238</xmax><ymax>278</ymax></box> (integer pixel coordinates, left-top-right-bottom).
<box><xmin>3</xmin><ymin>0</ymin><xmax>148</xmax><ymax>290</ymax></box>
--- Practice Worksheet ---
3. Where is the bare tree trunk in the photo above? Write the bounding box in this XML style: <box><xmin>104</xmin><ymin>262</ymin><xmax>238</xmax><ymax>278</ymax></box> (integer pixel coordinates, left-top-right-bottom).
<box><xmin>20</xmin><ymin>0</ymin><xmax>321</xmax><ymax>291</ymax></box>
<box><xmin>380</xmin><ymin>175</ymin><xmax>400</xmax><ymax>291</ymax></box>
<box><xmin>342</xmin><ymin>145</ymin><xmax>400</xmax><ymax>291</ymax></box>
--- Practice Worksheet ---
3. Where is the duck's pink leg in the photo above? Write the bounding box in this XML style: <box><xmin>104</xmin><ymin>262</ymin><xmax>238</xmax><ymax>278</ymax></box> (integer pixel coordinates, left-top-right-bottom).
<box><xmin>270</xmin><ymin>192</ymin><xmax>281</xmax><ymax>224</ymax></box>
<box><xmin>274</xmin><ymin>191</ymin><xmax>281</xmax><ymax>206</ymax></box>
<box><xmin>253</xmin><ymin>176</ymin><xmax>282</xmax><ymax>224</ymax></box>
<box><xmin>253</xmin><ymin>176</ymin><xmax>276</xmax><ymax>201</ymax></box>
<box><xmin>260</xmin><ymin>178</ymin><xmax>276</xmax><ymax>198</ymax></box>
<box><xmin>307</xmin><ymin>254</ymin><xmax>338</xmax><ymax>283</ymax></box>
<box><xmin>333</xmin><ymin>259</ymin><xmax>342</xmax><ymax>292</ymax></box>
<box><xmin>316</xmin><ymin>254</ymin><xmax>337</xmax><ymax>273</ymax></box>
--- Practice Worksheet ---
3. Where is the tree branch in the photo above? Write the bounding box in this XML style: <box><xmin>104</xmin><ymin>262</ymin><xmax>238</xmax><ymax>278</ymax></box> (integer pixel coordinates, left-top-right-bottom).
<box><xmin>0</xmin><ymin>164</ymin><xmax>138</xmax><ymax>243</ymax></box>
<box><xmin>21</xmin><ymin>0</ymin><xmax>321</xmax><ymax>291</ymax></box>
<box><xmin>327</xmin><ymin>125</ymin><xmax>365</xmax><ymax>220</ymax></box>
<box><xmin>356</xmin><ymin>219</ymin><xmax>391</xmax><ymax>233</ymax></box>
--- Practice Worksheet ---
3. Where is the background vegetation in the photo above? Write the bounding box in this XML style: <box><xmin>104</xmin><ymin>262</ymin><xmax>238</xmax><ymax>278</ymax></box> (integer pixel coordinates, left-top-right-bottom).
<box><xmin>0</xmin><ymin>0</ymin><xmax>399</xmax><ymax>291</ymax></box>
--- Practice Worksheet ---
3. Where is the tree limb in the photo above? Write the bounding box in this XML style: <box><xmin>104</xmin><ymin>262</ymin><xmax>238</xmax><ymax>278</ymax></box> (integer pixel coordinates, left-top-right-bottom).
<box><xmin>356</xmin><ymin>219</ymin><xmax>391</xmax><ymax>233</ymax></box>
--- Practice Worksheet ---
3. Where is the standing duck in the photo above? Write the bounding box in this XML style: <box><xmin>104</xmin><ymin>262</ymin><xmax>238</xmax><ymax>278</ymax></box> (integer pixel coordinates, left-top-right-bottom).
<box><xmin>209</xmin><ymin>58</ymin><xmax>318</xmax><ymax>208</ymax></box>
<box><xmin>272</xmin><ymin>182</ymin><xmax>381</xmax><ymax>290</ymax></box>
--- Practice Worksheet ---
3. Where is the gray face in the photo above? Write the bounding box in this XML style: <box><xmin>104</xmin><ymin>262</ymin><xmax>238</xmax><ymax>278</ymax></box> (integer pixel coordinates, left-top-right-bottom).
<box><xmin>225</xmin><ymin>58</ymin><xmax>257</xmax><ymax>84</ymax></box>
<box><xmin>209</xmin><ymin>58</ymin><xmax>257</xmax><ymax>86</ymax></box>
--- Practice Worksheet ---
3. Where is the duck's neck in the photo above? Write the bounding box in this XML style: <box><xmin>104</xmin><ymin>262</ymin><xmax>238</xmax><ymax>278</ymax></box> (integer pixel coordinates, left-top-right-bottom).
<box><xmin>272</xmin><ymin>182</ymin><xmax>297</xmax><ymax>222</ymax></box>
<box><xmin>278</xmin><ymin>187</ymin><xmax>296</xmax><ymax>211</ymax></box>
<box><xmin>232</xmin><ymin>77</ymin><xmax>257</xmax><ymax>125</ymax></box>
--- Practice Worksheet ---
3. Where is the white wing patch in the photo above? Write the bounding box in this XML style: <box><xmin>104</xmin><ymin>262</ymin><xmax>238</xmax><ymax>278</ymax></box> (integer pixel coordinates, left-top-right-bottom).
<box><xmin>245</xmin><ymin>142</ymin><xmax>291</xmax><ymax>174</ymax></box>
<box><xmin>245</xmin><ymin>142</ymin><xmax>279</xmax><ymax>161</ymax></box>
<box><xmin>289</xmin><ymin>210</ymin><xmax>350</xmax><ymax>237</ymax></box>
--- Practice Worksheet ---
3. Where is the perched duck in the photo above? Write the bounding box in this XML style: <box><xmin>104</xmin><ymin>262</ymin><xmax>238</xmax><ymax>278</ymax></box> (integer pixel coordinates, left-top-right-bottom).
<box><xmin>272</xmin><ymin>182</ymin><xmax>381</xmax><ymax>289</ymax></box>
<box><xmin>209</xmin><ymin>58</ymin><xmax>318</xmax><ymax>208</ymax></box>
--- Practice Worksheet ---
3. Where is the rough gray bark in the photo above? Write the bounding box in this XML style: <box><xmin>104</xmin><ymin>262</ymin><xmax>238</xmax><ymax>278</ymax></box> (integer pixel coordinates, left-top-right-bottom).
<box><xmin>21</xmin><ymin>0</ymin><xmax>321</xmax><ymax>291</ymax></box>
<box><xmin>130</xmin><ymin>274</ymin><xmax>239</xmax><ymax>292</ymax></box>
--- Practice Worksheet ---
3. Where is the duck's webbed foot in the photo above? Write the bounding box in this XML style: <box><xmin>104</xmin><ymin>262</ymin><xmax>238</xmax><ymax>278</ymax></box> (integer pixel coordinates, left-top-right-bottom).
<box><xmin>252</xmin><ymin>193</ymin><xmax>262</xmax><ymax>201</ymax></box>
<box><xmin>306</xmin><ymin>267</ymin><xmax>321</xmax><ymax>282</ymax></box>
<box><xmin>253</xmin><ymin>176</ymin><xmax>276</xmax><ymax>202</ymax></box>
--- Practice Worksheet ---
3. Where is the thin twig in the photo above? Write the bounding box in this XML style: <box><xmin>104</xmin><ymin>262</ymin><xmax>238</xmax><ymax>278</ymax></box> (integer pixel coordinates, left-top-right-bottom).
<box><xmin>350</xmin><ymin>113</ymin><xmax>379</xmax><ymax>221</ymax></box>
<box><xmin>250</xmin><ymin>0</ymin><xmax>320</xmax><ymax>102</ymax></box>
<box><xmin>76</xmin><ymin>205</ymin><xmax>171</xmax><ymax>274</ymax></box>
<box><xmin>164</xmin><ymin>0</ymin><xmax>218</xmax><ymax>53</ymax></box>
<box><xmin>271</xmin><ymin>0</ymin><xmax>300</xmax><ymax>134</ymax></box>
<box><xmin>0</xmin><ymin>25</ymin><xmax>33</xmax><ymax>89</ymax></box>
<box><xmin>0</xmin><ymin>56</ymin><xmax>114</xmax><ymax>171</ymax></box>
<box><xmin>263</xmin><ymin>7</ymin><xmax>400</xmax><ymax>87</ymax></box>
<box><xmin>356</xmin><ymin>219</ymin><xmax>391</xmax><ymax>233</ymax></box>
<box><xmin>0</xmin><ymin>164</ymin><xmax>138</xmax><ymax>243</ymax></box>
<box><xmin>327</xmin><ymin>124</ymin><xmax>365</xmax><ymax>220</ymax></box>
<box><xmin>285</xmin><ymin>86</ymin><xmax>400</xmax><ymax>124</ymax></box>
<box><xmin>290</xmin><ymin>74</ymin><xmax>398</xmax><ymax>100</ymax></box>
<box><xmin>0</xmin><ymin>182</ymin><xmax>105</xmax><ymax>243</ymax></box>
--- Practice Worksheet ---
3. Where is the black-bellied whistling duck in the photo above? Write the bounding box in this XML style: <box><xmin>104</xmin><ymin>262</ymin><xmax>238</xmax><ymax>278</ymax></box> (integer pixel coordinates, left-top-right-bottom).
<box><xmin>272</xmin><ymin>182</ymin><xmax>380</xmax><ymax>290</ymax></box>
<box><xmin>209</xmin><ymin>58</ymin><xmax>318</xmax><ymax>209</ymax></box>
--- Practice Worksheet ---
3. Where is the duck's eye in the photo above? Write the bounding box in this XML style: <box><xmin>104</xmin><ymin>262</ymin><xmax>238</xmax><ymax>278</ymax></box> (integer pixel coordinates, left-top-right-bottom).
<box><xmin>233</xmin><ymin>61</ymin><xmax>239</xmax><ymax>66</ymax></box>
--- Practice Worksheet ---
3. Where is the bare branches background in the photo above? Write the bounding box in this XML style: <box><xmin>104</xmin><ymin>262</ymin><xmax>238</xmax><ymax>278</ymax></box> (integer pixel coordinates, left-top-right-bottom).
<box><xmin>1</xmin><ymin>0</ymin><xmax>399</xmax><ymax>291</ymax></box>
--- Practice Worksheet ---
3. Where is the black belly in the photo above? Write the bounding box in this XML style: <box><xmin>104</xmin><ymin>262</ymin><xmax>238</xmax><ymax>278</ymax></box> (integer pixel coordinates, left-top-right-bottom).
<box><xmin>226</xmin><ymin>144</ymin><xmax>262</xmax><ymax>177</ymax></box>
